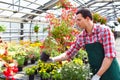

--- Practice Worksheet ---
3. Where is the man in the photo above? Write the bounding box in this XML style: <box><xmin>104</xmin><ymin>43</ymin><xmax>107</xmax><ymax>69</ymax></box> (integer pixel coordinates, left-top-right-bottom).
<box><xmin>44</xmin><ymin>8</ymin><xmax>120</xmax><ymax>80</ymax></box>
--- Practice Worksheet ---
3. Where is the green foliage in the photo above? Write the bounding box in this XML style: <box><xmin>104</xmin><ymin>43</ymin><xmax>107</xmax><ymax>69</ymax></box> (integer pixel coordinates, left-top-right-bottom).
<box><xmin>61</xmin><ymin>59</ymin><xmax>90</xmax><ymax>80</ymax></box>
<box><xmin>92</xmin><ymin>13</ymin><xmax>100</xmax><ymax>23</ymax></box>
<box><xmin>34</xmin><ymin>25</ymin><xmax>39</xmax><ymax>33</ymax></box>
<box><xmin>50</xmin><ymin>69</ymin><xmax>62</xmax><ymax>80</ymax></box>
<box><xmin>51</xmin><ymin>21</ymin><xmax>72</xmax><ymax>39</ymax></box>
<box><xmin>0</xmin><ymin>25</ymin><xmax>6</xmax><ymax>32</ymax></box>
<box><xmin>25</xmin><ymin>67</ymin><xmax>35</xmax><ymax>75</ymax></box>
<box><xmin>16</xmin><ymin>56</ymin><xmax>25</xmax><ymax>67</ymax></box>
<box><xmin>37</xmin><ymin>60</ymin><xmax>62</xmax><ymax>79</ymax></box>
<box><xmin>76</xmin><ymin>49</ymin><xmax>88</xmax><ymax>60</ymax></box>
<box><xmin>42</xmin><ymin>36</ymin><xmax>58</xmax><ymax>55</ymax></box>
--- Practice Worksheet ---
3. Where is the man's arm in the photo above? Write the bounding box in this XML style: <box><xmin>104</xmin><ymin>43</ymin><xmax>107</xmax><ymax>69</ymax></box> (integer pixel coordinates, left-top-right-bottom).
<box><xmin>96</xmin><ymin>57</ymin><xmax>113</xmax><ymax>76</ymax></box>
<box><xmin>51</xmin><ymin>53</ymin><xmax>69</xmax><ymax>62</ymax></box>
<box><xmin>91</xmin><ymin>57</ymin><xmax>113</xmax><ymax>80</ymax></box>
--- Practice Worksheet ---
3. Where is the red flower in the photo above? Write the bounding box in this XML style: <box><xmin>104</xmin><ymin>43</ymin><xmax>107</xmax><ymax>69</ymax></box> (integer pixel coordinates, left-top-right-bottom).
<box><xmin>12</xmin><ymin>66</ymin><xmax>18</xmax><ymax>73</ymax></box>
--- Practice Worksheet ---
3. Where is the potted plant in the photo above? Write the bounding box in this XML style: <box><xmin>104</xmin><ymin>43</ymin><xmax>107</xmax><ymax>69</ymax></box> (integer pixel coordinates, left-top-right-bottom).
<box><xmin>43</xmin><ymin>6</ymin><xmax>79</xmax><ymax>57</ymax></box>
<box><xmin>25</xmin><ymin>67</ymin><xmax>35</xmax><ymax>80</ymax></box>
<box><xmin>0</xmin><ymin>25</ymin><xmax>6</xmax><ymax>32</ymax></box>
<box><xmin>34</xmin><ymin>24</ymin><xmax>39</xmax><ymax>33</ymax></box>
<box><xmin>29</xmin><ymin>53</ymin><xmax>36</xmax><ymax>64</ymax></box>
<box><xmin>39</xmin><ymin>69</ymin><xmax>51</xmax><ymax>80</ymax></box>
<box><xmin>31</xmin><ymin>65</ymin><xmax>38</xmax><ymax>75</ymax></box>
<box><xmin>40</xmin><ymin>36</ymin><xmax>58</xmax><ymax>62</ymax></box>
<box><xmin>61</xmin><ymin>58</ymin><xmax>90</xmax><ymax>80</ymax></box>
<box><xmin>34</xmin><ymin>24</ymin><xmax>39</xmax><ymax>42</ymax></box>
<box><xmin>50</xmin><ymin>69</ymin><xmax>62</xmax><ymax>80</ymax></box>
<box><xmin>40</xmin><ymin>51</ymin><xmax>50</xmax><ymax>62</ymax></box>
<box><xmin>16</xmin><ymin>56</ymin><xmax>25</xmax><ymax>71</ymax></box>
<box><xmin>24</xmin><ymin>55</ymin><xmax>29</xmax><ymax>66</ymax></box>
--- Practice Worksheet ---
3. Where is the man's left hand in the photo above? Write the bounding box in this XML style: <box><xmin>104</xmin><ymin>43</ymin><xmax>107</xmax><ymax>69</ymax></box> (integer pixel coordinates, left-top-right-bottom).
<box><xmin>91</xmin><ymin>74</ymin><xmax>100</xmax><ymax>80</ymax></box>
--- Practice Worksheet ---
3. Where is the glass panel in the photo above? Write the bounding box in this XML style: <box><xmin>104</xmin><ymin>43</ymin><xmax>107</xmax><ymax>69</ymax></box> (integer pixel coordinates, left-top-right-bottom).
<box><xmin>11</xmin><ymin>13</ymin><xmax>25</xmax><ymax>17</ymax></box>
<box><xmin>26</xmin><ymin>3</ymin><xmax>39</xmax><ymax>9</ymax></box>
<box><xmin>0</xmin><ymin>11</ymin><xmax>13</xmax><ymax>16</ymax></box>
<box><xmin>35</xmin><ymin>0</ymin><xmax>51</xmax><ymax>5</ymax></box>
<box><xmin>19</xmin><ymin>9</ymin><xmax>31</xmax><ymax>13</ymax></box>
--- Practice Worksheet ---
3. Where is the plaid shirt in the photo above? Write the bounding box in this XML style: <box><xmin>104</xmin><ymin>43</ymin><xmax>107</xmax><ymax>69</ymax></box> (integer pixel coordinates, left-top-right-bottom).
<box><xmin>66</xmin><ymin>24</ymin><xmax>116</xmax><ymax>58</ymax></box>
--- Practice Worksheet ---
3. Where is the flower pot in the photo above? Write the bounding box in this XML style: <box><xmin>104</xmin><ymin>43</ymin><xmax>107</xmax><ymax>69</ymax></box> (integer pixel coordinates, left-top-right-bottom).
<box><xmin>40</xmin><ymin>52</ymin><xmax>50</xmax><ymax>62</ymax></box>
<box><xmin>40</xmin><ymin>77</ymin><xmax>51</xmax><ymax>80</ymax></box>
<box><xmin>34</xmin><ymin>70</ymin><xmax>37</xmax><ymax>75</ymax></box>
<box><xmin>18</xmin><ymin>66</ymin><xmax>23</xmax><ymax>71</ymax></box>
<box><xmin>29</xmin><ymin>75</ymin><xmax>34</xmax><ymax>80</ymax></box>
<box><xmin>31</xmin><ymin>59</ymin><xmax>35</xmax><ymax>64</ymax></box>
<box><xmin>24</xmin><ymin>60</ymin><xmax>28</xmax><ymax>66</ymax></box>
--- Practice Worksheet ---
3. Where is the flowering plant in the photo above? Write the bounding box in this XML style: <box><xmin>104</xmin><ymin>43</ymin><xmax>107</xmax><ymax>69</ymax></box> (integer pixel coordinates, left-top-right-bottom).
<box><xmin>57</xmin><ymin>0</ymin><xmax>73</xmax><ymax>9</ymax></box>
<box><xmin>42</xmin><ymin>4</ymin><xmax>79</xmax><ymax>54</ymax></box>
<box><xmin>61</xmin><ymin>58</ymin><xmax>90</xmax><ymax>80</ymax></box>
<box><xmin>25</xmin><ymin>67</ymin><xmax>35</xmax><ymax>75</ymax></box>
<box><xmin>0</xmin><ymin>43</ymin><xmax>18</xmax><ymax>80</ymax></box>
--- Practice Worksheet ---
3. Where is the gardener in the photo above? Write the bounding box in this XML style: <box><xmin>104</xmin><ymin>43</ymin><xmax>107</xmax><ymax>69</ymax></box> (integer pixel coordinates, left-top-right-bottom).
<box><xmin>43</xmin><ymin>8</ymin><xmax>120</xmax><ymax>80</ymax></box>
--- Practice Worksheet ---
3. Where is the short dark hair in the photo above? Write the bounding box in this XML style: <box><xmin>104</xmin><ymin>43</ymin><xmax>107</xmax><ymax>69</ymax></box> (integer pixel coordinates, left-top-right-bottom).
<box><xmin>76</xmin><ymin>8</ymin><xmax>92</xmax><ymax>20</ymax></box>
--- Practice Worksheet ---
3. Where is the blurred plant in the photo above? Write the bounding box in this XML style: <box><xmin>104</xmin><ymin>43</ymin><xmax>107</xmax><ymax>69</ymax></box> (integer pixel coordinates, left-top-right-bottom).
<box><xmin>92</xmin><ymin>13</ymin><xmax>101</xmax><ymax>23</ymax></box>
<box><xmin>0</xmin><ymin>43</ymin><xmax>18</xmax><ymax>80</ymax></box>
<box><xmin>100</xmin><ymin>16</ymin><xmax>107</xmax><ymax>24</ymax></box>
<box><xmin>61</xmin><ymin>58</ymin><xmax>90</xmax><ymax>80</ymax></box>
<box><xmin>37</xmin><ymin>60</ymin><xmax>62</xmax><ymax>79</ymax></box>
<box><xmin>3</xmin><ymin>63</ymin><xmax>18</xmax><ymax>80</ymax></box>
<box><xmin>117</xmin><ymin>17</ymin><xmax>120</xmax><ymax>23</ymax></box>
<box><xmin>34</xmin><ymin>24</ymin><xmax>39</xmax><ymax>33</ymax></box>
<box><xmin>34</xmin><ymin>24</ymin><xmax>40</xmax><ymax>42</ymax></box>
<box><xmin>56</xmin><ymin>0</ymin><xmax>73</xmax><ymax>9</ymax></box>
<box><xmin>25</xmin><ymin>67</ymin><xmax>35</xmax><ymax>75</ymax></box>
<box><xmin>0</xmin><ymin>25</ymin><xmax>6</xmax><ymax>32</ymax></box>
<box><xmin>43</xmin><ymin>5</ymin><xmax>79</xmax><ymax>54</ymax></box>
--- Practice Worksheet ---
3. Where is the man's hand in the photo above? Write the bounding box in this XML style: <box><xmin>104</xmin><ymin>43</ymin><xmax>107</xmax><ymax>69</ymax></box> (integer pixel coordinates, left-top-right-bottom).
<box><xmin>46</xmin><ymin>58</ymin><xmax>54</xmax><ymax>63</ymax></box>
<box><xmin>91</xmin><ymin>74</ymin><xmax>100</xmax><ymax>80</ymax></box>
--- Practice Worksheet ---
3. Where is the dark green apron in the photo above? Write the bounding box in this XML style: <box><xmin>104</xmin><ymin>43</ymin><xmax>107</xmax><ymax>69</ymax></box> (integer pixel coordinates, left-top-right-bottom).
<box><xmin>85</xmin><ymin>42</ymin><xmax>120</xmax><ymax>80</ymax></box>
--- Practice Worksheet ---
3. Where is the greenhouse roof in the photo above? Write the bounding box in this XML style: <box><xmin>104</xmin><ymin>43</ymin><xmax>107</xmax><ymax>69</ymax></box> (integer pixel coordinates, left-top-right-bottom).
<box><xmin>0</xmin><ymin>0</ymin><xmax>120</xmax><ymax>23</ymax></box>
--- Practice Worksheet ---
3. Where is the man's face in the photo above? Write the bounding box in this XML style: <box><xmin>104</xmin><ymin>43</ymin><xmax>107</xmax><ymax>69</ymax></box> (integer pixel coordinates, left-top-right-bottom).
<box><xmin>75</xmin><ymin>14</ymin><xmax>86</xmax><ymax>29</ymax></box>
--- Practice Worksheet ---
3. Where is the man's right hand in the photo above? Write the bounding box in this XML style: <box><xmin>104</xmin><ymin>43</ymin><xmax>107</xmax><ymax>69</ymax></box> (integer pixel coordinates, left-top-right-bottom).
<box><xmin>46</xmin><ymin>58</ymin><xmax>54</xmax><ymax>63</ymax></box>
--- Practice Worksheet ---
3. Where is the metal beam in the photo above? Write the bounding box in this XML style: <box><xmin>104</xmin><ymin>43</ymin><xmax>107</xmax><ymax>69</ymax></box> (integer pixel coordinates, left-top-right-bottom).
<box><xmin>0</xmin><ymin>15</ymin><xmax>47</xmax><ymax>23</ymax></box>
<box><xmin>0</xmin><ymin>7</ymin><xmax>43</xmax><ymax>16</ymax></box>
<box><xmin>22</xmin><ymin>0</ymin><xmax>59</xmax><ymax>19</ymax></box>
<box><xmin>0</xmin><ymin>1</ymin><xmax>42</xmax><ymax>13</ymax></box>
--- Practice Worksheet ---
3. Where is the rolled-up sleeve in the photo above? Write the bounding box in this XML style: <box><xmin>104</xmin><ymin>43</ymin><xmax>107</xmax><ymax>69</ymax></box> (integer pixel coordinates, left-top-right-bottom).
<box><xmin>66</xmin><ymin>34</ymin><xmax>85</xmax><ymax>58</ymax></box>
<box><xmin>102</xmin><ymin>27</ymin><xmax>116</xmax><ymax>58</ymax></box>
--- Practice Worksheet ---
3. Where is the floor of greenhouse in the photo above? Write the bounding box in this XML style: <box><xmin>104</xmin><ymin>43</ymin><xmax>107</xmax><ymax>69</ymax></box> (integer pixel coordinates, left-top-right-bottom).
<box><xmin>0</xmin><ymin>37</ymin><xmax>120</xmax><ymax>80</ymax></box>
